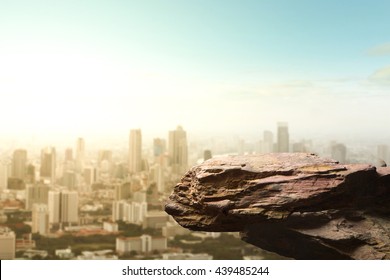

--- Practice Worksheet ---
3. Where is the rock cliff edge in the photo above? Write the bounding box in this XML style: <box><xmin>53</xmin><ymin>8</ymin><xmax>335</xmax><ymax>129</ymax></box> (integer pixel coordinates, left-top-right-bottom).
<box><xmin>165</xmin><ymin>153</ymin><xmax>390</xmax><ymax>259</ymax></box>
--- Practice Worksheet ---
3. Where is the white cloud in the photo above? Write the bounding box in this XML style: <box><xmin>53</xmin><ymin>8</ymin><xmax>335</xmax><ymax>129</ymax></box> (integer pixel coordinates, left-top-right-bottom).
<box><xmin>367</xmin><ymin>43</ymin><xmax>390</xmax><ymax>56</ymax></box>
<box><xmin>369</xmin><ymin>66</ymin><xmax>390</xmax><ymax>84</ymax></box>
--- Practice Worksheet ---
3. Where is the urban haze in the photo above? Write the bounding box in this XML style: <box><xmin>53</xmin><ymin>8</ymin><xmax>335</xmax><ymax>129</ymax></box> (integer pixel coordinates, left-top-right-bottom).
<box><xmin>1</xmin><ymin>0</ymin><xmax>390</xmax><ymax>260</ymax></box>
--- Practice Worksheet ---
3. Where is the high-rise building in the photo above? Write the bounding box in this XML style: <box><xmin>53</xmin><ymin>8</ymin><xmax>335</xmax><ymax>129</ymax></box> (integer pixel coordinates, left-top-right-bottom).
<box><xmin>0</xmin><ymin>227</ymin><xmax>15</xmax><ymax>259</ymax></box>
<box><xmin>75</xmin><ymin>138</ymin><xmax>85</xmax><ymax>172</ymax></box>
<box><xmin>25</xmin><ymin>183</ymin><xmax>49</xmax><ymax>210</ymax></box>
<box><xmin>112</xmin><ymin>200</ymin><xmax>125</xmax><ymax>222</ymax></box>
<box><xmin>168</xmin><ymin>126</ymin><xmax>188</xmax><ymax>174</ymax></box>
<box><xmin>113</xmin><ymin>163</ymin><xmax>127</xmax><ymax>179</ymax></box>
<box><xmin>12</xmin><ymin>149</ymin><xmax>27</xmax><ymax>180</ymax></box>
<box><xmin>48</xmin><ymin>191</ymin><xmax>61</xmax><ymax>224</ymax></box>
<box><xmin>98</xmin><ymin>149</ymin><xmax>113</xmax><ymax>177</ymax></box>
<box><xmin>292</xmin><ymin>142</ymin><xmax>306</xmax><ymax>153</ymax></box>
<box><xmin>64</xmin><ymin>148</ymin><xmax>73</xmax><ymax>162</ymax></box>
<box><xmin>83</xmin><ymin>167</ymin><xmax>97</xmax><ymax>185</ymax></box>
<box><xmin>61</xmin><ymin>191</ymin><xmax>79</xmax><ymax>224</ymax></box>
<box><xmin>48</xmin><ymin>190</ymin><xmax>78</xmax><ymax>226</ymax></box>
<box><xmin>98</xmin><ymin>150</ymin><xmax>113</xmax><ymax>164</ymax></box>
<box><xmin>32</xmin><ymin>204</ymin><xmax>49</xmax><ymax>235</ymax></box>
<box><xmin>292</xmin><ymin>140</ymin><xmax>312</xmax><ymax>153</ymax></box>
<box><xmin>0</xmin><ymin>161</ymin><xmax>8</xmax><ymax>191</ymax></box>
<box><xmin>153</xmin><ymin>138</ymin><xmax>166</xmax><ymax>157</ymax></box>
<box><xmin>149</xmin><ymin>164</ymin><xmax>164</xmax><ymax>193</ymax></box>
<box><xmin>262</xmin><ymin>130</ymin><xmax>274</xmax><ymax>153</ymax></box>
<box><xmin>129</xmin><ymin>129</ymin><xmax>142</xmax><ymax>174</ymax></box>
<box><xmin>40</xmin><ymin>147</ymin><xmax>56</xmax><ymax>183</ymax></box>
<box><xmin>133</xmin><ymin>191</ymin><xmax>147</xmax><ymax>203</ymax></box>
<box><xmin>26</xmin><ymin>164</ymin><xmax>36</xmax><ymax>184</ymax></box>
<box><xmin>114</xmin><ymin>183</ymin><xmax>131</xmax><ymax>200</ymax></box>
<box><xmin>62</xmin><ymin>171</ymin><xmax>76</xmax><ymax>189</ymax></box>
<box><xmin>277</xmin><ymin>122</ymin><xmax>289</xmax><ymax>153</ymax></box>
<box><xmin>112</xmin><ymin>200</ymin><xmax>147</xmax><ymax>224</ymax></box>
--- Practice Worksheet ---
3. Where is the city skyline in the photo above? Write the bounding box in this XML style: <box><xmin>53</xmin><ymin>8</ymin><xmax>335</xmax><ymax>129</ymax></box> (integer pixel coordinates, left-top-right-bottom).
<box><xmin>1</xmin><ymin>1</ymin><xmax>390</xmax><ymax>146</ymax></box>
<box><xmin>1</xmin><ymin>122</ymin><xmax>389</xmax><ymax>260</ymax></box>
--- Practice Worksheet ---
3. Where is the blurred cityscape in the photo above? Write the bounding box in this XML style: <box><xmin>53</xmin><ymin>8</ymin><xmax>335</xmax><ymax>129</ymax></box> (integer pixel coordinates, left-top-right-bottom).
<box><xmin>0</xmin><ymin>123</ymin><xmax>388</xmax><ymax>260</ymax></box>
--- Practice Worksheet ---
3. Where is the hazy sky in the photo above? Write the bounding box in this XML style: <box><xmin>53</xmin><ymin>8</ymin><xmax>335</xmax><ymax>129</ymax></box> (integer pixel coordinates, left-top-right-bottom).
<box><xmin>1</xmin><ymin>0</ymin><xmax>390</xmax><ymax>146</ymax></box>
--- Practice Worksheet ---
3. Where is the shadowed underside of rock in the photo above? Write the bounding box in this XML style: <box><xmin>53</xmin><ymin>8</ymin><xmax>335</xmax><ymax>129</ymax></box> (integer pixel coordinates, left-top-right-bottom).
<box><xmin>165</xmin><ymin>153</ymin><xmax>390</xmax><ymax>260</ymax></box>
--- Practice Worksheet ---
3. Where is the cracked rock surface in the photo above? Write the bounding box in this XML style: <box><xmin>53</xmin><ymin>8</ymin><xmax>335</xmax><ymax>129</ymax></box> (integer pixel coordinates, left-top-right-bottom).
<box><xmin>165</xmin><ymin>153</ymin><xmax>390</xmax><ymax>259</ymax></box>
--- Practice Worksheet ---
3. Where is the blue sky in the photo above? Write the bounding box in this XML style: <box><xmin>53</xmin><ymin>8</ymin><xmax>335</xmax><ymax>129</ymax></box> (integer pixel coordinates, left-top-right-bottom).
<box><xmin>1</xmin><ymin>0</ymin><xmax>390</xmax><ymax>145</ymax></box>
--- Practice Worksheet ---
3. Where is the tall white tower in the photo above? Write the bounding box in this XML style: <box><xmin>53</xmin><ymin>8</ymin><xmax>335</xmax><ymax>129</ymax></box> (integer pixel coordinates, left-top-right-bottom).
<box><xmin>61</xmin><ymin>190</ymin><xmax>79</xmax><ymax>224</ymax></box>
<box><xmin>32</xmin><ymin>204</ymin><xmax>49</xmax><ymax>235</ymax></box>
<box><xmin>168</xmin><ymin>126</ymin><xmax>188</xmax><ymax>174</ymax></box>
<box><xmin>129</xmin><ymin>129</ymin><xmax>142</xmax><ymax>174</ymax></box>
<box><xmin>12</xmin><ymin>149</ymin><xmax>27</xmax><ymax>180</ymax></box>
<box><xmin>48</xmin><ymin>190</ymin><xmax>61</xmax><ymax>224</ymax></box>
<box><xmin>277</xmin><ymin>122</ymin><xmax>289</xmax><ymax>153</ymax></box>
<box><xmin>40</xmin><ymin>147</ymin><xmax>56</xmax><ymax>183</ymax></box>
<box><xmin>75</xmin><ymin>137</ymin><xmax>85</xmax><ymax>173</ymax></box>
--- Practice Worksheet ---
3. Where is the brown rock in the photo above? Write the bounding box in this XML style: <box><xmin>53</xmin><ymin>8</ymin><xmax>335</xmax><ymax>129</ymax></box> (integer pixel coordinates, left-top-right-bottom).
<box><xmin>165</xmin><ymin>153</ymin><xmax>390</xmax><ymax>259</ymax></box>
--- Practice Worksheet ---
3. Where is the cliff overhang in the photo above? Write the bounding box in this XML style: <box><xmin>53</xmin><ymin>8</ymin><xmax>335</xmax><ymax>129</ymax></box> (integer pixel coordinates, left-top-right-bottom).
<box><xmin>165</xmin><ymin>153</ymin><xmax>390</xmax><ymax>259</ymax></box>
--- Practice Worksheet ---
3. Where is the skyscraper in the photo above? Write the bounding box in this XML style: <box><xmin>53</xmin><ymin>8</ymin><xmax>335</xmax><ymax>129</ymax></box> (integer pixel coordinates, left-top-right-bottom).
<box><xmin>62</xmin><ymin>171</ymin><xmax>76</xmax><ymax>190</ymax></box>
<box><xmin>32</xmin><ymin>204</ymin><xmax>49</xmax><ymax>235</ymax></box>
<box><xmin>26</xmin><ymin>164</ymin><xmax>36</xmax><ymax>184</ymax></box>
<box><xmin>75</xmin><ymin>138</ymin><xmax>85</xmax><ymax>172</ymax></box>
<box><xmin>40</xmin><ymin>147</ymin><xmax>56</xmax><ymax>183</ymax></box>
<box><xmin>64</xmin><ymin>148</ymin><xmax>73</xmax><ymax>162</ymax></box>
<box><xmin>12</xmin><ymin>149</ymin><xmax>27</xmax><ymax>180</ymax></box>
<box><xmin>26</xmin><ymin>183</ymin><xmax>49</xmax><ymax>210</ymax></box>
<box><xmin>129</xmin><ymin>129</ymin><xmax>142</xmax><ymax>174</ymax></box>
<box><xmin>48</xmin><ymin>190</ymin><xmax>78</xmax><ymax>226</ymax></box>
<box><xmin>60</xmin><ymin>190</ymin><xmax>79</xmax><ymax>224</ymax></box>
<box><xmin>149</xmin><ymin>163</ymin><xmax>164</xmax><ymax>193</ymax></box>
<box><xmin>0</xmin><ymin>162</ymin><xmax>8</xmax><ymax>191</ymax></box>
<box><xmin>277</xmin><ymin>122</ymin><xmax>289</xmax><ymax>153</ymax></box>
<box><xmin>83</xmin><ymin>167</ymin><xmax>97</xmax><ymax>186</ymax></box>
<box><xmin>98</xmin><ymin>150</ymin><xmax>113</xmax><ymax>164</ymax></box>
<box><xmin>168</xmin><ymin>126</ymin><xmax>188</xmax><ymax>174</ymax></box>
<box><xmin>48</xmin><ymin>191</ymin><xmax>61</xmax><ymax>224</ymax></box>
<box><xmin>112</xmin><ymin>200</ymin><xmax>147</xmax><ymax>224</ymax></box>
<box><xmin>262</xmin><ymin>130</ymin><xmax>274</xmax><ymax>153</ymax></box>
<box><xmin>153</xmin><ymin>138</ymin><xmax>166</xmax><ymax>158</ymax></box>
<box><xmin>114</xmin><ymin>182</ymin><xmax>131</xmax><ymax>200</ymax></box>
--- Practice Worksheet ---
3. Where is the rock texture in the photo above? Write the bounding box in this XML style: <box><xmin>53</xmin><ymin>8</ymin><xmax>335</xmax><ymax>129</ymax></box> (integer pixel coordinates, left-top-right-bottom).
<box><xmin>165</xmin><ymin>153</ymin><xmax>390</xmax><ymax>259</ymax></box>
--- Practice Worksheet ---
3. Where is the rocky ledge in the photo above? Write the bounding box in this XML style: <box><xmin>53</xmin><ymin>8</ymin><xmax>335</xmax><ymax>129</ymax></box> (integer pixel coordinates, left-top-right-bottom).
<box><xmin>165</xmin><ymin>153</ymin><xmax>390</xmax><ymax>259</ymax></box>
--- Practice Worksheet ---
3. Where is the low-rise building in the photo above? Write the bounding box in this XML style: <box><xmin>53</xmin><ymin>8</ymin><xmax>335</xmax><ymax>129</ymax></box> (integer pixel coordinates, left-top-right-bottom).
<box><xmin>23</xmin><ymin>249</ymin><xmax>48</xmax><ymax>259</ymax></box>
<box><xmin>112</xmin><ymin>200</ymin><xmax>147</xmax><ymax>224</ymax></box>
<box><xmin>103</xmin><ymin>221</ymin><xmax>118</xmax><ymax>232</ymax></box>
<box><xmin>55</xmin><ymin>248</ymin><xmax>74</xmax><ymax>259</ymax></box>
<box><xmin>142</xmin><ymin>211</ymin><xmax>169</xmax><ymax>229</ymax></box>
<box><xmin>162</xmin><ymin>253</ymin><xmax>213</xmax><ymax>260</ymax></box>
<box><xmin>76</xmin><ymin>250</ymin><xmax>118</xmax><ymax>260</ymax></box>
<box><xmin>162</xmin><ymin>221</ymin><xmax>191</xmax><ymax>239</ymax></box>
<box><xmin>0</xmin><ymin>227</ymin><xmax>15</xmax><ymax>259</ymax></box>
<box><xmin>116</xmin><ymin>234</ymin><xmax>167</xmax><ymax>255</ymax></box>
